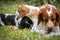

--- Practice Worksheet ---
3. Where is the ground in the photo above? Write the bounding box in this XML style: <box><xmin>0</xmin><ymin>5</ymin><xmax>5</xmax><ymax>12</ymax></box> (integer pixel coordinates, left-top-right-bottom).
<box><xmin>0</xmin><ymin>1</ymin><xmax>60</xmax><ymax>40</ymax></box>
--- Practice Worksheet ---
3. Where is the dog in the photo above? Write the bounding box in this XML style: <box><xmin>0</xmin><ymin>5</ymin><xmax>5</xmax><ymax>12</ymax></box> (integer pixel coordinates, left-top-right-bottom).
<box><xmin>15</xmin><ymin>4</ymin><xmax>40</xmax><ymax>32</ymax></box>
<box><xmin>18</xmin><ymin>16</ymin><xmax>33</xmax><ymax>29</ymax></box>
<box><xmin>38</xmin><ymin>4</ymin><xmax>60</xmax><ymax>37</ymax></box>
<box><xmin>0</xmin><ymin>13</ymin><xmax>16</xmax><ymax>26</ymax></box>
<box><xmin>0</xmin><ymin>13</ymin><xmax>33</xmax><ymax>30</ymax></box>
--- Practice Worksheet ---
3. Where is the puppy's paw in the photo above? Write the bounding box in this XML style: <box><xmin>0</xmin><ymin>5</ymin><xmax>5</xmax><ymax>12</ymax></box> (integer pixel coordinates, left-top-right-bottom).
<box><xmin>10</xmin><ymin>25</ymin><xmax>18</xmax><ymax>30</ymax></box>
<box><xmin>45</xmin><ymin>34</ymin><xmax>50</xmax><ymax>38</ymax></box>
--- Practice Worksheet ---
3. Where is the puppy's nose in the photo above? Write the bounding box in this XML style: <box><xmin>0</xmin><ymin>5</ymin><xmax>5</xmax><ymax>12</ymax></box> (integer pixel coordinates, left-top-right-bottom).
<box><xmin>46</xmin><ymin>21</ymin><xmax>54</xmax><ymax>30</ymax></box>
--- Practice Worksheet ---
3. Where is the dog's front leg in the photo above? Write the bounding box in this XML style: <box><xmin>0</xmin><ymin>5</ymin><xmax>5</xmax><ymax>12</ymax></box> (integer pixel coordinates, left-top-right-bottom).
<box><xmin>31</xmin><ymin>18</ymin><xmax>40</xmax><ymax>32</ymax></box>
<box><xmin>0</xmin><ymin>17</ymin><xmax>5</xmax><ymax>26</ymax></box>
<box><xmin>15</xmin><ymin>16</ymin><xmax>19</xmax><ymax>27</ymax></box>
<box><xmin>46</xmin><ymin>26</ymin><xmax>60</xmax><ymax>37</ymax></box>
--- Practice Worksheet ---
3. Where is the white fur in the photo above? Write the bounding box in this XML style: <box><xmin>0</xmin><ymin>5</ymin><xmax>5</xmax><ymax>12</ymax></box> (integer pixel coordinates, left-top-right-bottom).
<box><xmin>31</xmin><ymin>18</ymin><xmax>40</xmax><ymax>32</ymax></box>
<box><xmin>39</xmin><ymin>22</ymin><xmax>47</xmax><ymax>35</ymax></box>
<box><xmin>0</xmin><ymin>17</ymin><xmax>5</xmax><ymax>26</ymax></box>
<box><xmin>15</xmin><ymin>16</ymin><xmax>18</xmax><ymax>26</ymax></box>
<box><xmin>25</xmin><ymin>5</ymin><xmax>40</xmax><ymax>16</ymax></box>
<box><xmin>46</xmin><ymin>26</ymin><xmax>60</xmax><ymax>37</ymax></box>
<box><xmin>25</xmin><ymin>20</ymin><xmax>30</xmax><ymax>24</ymax></box>
<box><xmin>15</xmin><ymin>11</ymin><xmax>20</xmax><ymax>27</ymax></box>
<box><xmin>18</xmin><ymin>17</ymin><xmax>22</xmax><ymax>24</ymax></box>
<box><xmin>25</xmin><ymin>5</ymin><xmax>40</xmax><ymax>11</ymax></box>
<box><xmin>15</xmin><ymin>14</ymin><xmax>22</xmax><ymax>27</ymax></box>
<box><xmin>5</xmin><ymin>14</ymin><xmax>12</xmax><ymax>18</ymax></box>
<box><xmin>40</xmin><ymin>4</ymin><xmax>56</xmax><ymax>9</ymax></box>
<box><xmin>47</xmin><ymin>7</ymin><xmax>52</xmax><ymax>17</ymax></box>
<box><xmin>16</xmin><ymin>11</ymin><xmax>19</xmax><ymax>16</ymax></box>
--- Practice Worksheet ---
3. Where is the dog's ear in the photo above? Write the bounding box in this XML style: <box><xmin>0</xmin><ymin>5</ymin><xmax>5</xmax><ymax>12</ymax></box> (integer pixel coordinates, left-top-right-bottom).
<box><xmin>38</xmin><ymin>9</ymin><xmax>43</xmax><ymax>25</ymax></box>
<box><xmin>56</xmin><ymin>9</ymin><xmax>60</xmax><ymax>25</ymax></box>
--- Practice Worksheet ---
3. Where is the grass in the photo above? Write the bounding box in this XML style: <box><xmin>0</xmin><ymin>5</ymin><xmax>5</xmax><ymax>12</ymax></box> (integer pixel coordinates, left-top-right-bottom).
<box><xmin>0</xmin><ymin>1</ymin><xmax>41</xmax><ymax>14</ymax></box>
<box><xmin>0</xmin><ymin>26</ymin><xmax>60</xmax><ymax>40</ymax></box>
<box><xmin>0</xmin><ymin>1</ymin><xmax>60</xmax><ymax>40</ymax></box>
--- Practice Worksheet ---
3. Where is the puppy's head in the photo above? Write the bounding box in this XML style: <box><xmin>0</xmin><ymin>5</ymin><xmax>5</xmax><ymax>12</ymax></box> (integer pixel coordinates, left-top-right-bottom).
<box><xmin>38</xmin><ymin>4</ymin><xmax>60</xmax><ymax>33</ymax></box>
<box><xmin>18</xmin><ymin>4</ymin><xmax>30</xmax><ymax>17</ymax></box>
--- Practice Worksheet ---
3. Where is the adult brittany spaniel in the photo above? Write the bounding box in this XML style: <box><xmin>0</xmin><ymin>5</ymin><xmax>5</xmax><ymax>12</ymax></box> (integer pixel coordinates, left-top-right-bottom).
<box><xmin>38</xmin><ymin>4</ymin><xmax>60</xmax><ymax>37</ymax></box>
<box><xmin>15</xmin><ymin>4</ymin><xmax>40</xmax><ymax>31</ymax></box>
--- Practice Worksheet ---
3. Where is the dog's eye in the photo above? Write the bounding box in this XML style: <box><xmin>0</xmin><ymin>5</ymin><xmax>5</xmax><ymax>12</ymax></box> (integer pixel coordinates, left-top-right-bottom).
<box><xmin>43</xmin><ymin>19</ymin><xmax>48</xmax><ymax>22</ymax></box>
<box><xmin>45</xmin><ymin>19</ymin><xmax>48</xmax><ymax>22</ymax></box>
<box><xmin>51</xmin><ymin>19</ymin><xmax>55</xmax><ymax>21</ymax></box>
<box><xmin>22</xmin><ymin>10</ymin><xmax>25</xmax><ymax>12</ymax></box>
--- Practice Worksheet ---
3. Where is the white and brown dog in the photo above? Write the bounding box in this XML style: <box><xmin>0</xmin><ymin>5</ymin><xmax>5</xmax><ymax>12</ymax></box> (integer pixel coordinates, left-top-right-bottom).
<box><xmin>15</xmin><ymin>4</ymin><xmax>40</xmax><ymax>31</ymax></box>
<box><xmin>38</xmin><ymin>4</ymin><xmax>60</xmax><ymax>37</ymax></box>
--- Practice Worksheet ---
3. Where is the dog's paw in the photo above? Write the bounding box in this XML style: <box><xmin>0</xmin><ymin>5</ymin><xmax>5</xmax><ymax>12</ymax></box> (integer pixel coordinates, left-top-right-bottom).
<box><xmin>10</xmin><ymin>25</ymin><xmax>18</xmax><ymax>30</ymax></box>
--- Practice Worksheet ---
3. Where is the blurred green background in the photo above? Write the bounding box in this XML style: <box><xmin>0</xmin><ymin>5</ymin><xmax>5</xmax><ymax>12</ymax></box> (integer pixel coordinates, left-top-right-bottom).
<box><xmin>0</xmin><ymin>0</ymin><xmax>60</xmax><ymax>14</ymax></box>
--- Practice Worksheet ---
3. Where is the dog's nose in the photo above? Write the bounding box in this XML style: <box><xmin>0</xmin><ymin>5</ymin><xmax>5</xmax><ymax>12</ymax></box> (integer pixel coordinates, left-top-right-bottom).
<box><xmin>46</xmin><ymin>21</ymin><xmax>55</xmax><ymax>30</ymax></box>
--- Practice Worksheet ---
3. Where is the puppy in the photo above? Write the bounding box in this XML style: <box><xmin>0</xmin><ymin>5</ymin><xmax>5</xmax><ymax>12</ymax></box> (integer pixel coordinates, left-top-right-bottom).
<box><xmin>6</xmin><ymin>14</ymin><xmax>16</xmax><ymax>25</ymax></box>
<box><xmin>18</xmin><ymin>16</ymin><xmax>33</xmax><ymax>29</ymax></box>
<box><xmin>0</xmin><ymin>14</ymin><xmax>9</xmax><ymax>26</ymax></box>
<box><xmin>15</xmin><ymin>4</ymin><xmax>40</xmax><ymax>32</ymax></box>
<box><xmin>38</xmin><ymin>4</ymin><xmax>60</xmax><ymax>37</ymax></box>
<box><xmin>0</xmin><ymin>13</ymin><xmax>16</xmax><ymax>26</ymax></box>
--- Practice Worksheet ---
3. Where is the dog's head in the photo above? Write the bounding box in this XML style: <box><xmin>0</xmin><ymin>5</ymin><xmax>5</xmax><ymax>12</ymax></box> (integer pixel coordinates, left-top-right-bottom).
<box><xmin>18</xmin><ymin>4</ymin><xmax>30</xmax><ymax>17</ymax></box>
<box><xmin>38</xmin><ymin>4</ymin><xmax>60</xmax><ymax>33</ymax></box>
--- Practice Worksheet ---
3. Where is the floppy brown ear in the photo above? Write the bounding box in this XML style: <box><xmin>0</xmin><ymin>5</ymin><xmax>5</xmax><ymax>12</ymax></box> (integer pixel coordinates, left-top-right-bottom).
<box><xmin>38</xmin><ymin>9</ymin><xmax>43</xmax><ymax>25</ymax></box>
<box><xmin>56</xmin><ymin>9</ymin><xmax>60</xmax><ymax>16</ymax></box>
<box><xmin>56</xmin><ymin>9</ymin><xmax>60</xmax><ymax>25</ymax></box>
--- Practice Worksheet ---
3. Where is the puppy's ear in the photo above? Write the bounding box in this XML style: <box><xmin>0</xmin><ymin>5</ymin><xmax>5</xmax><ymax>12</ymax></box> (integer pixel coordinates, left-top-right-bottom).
<box><xmin>56</xmin><ymin>9</ymin><xmax>60</xmax><ymax>25</ymax></box>
<box><xmin>56</xmin><ymin>9</ymin><xmax>60</xmax><ymax>16</ymax></box>
<box><xmin>38</xmin><ymin>9</ymin><xmax>43</xmax><ymax>25</ymax></box>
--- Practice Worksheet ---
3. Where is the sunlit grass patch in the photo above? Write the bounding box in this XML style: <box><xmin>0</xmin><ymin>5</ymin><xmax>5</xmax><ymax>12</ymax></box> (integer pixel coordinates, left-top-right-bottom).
<box><xmin>0</xmin><ymin>26</ymin><xmax>60</xmax><ymax>40</ymax></box>
<box><xmin>0</xmin><ymin>1</ymin><xmax>18</xmax><ymax>14</ymax></box>
<box><xmin>0</xmin><ymin>26</ymin><xmax>40</xmax><ymax>40</ymax></box>
<box><xmin>0</xmin><ymin>1</ymin><xmax>41</xmax><ymax>14</ymax></box>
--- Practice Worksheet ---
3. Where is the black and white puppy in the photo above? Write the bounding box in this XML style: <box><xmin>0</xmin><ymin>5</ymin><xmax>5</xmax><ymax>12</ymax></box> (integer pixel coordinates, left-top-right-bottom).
<box><xmin>18</xmin><ymin>16</ymin><xmax>33</xmax><ymax>29</ymax></box>
<box><xmin>0</xmin><ymin>14</ymin><xmax>8</xmax><ymax>26</ymax></box>
<box><xmin>0</xmin><ymin>13</ymin><xmax>33</xmax><ymax>29</ymax></box>
<box><xmin>0</xmin><ymin>13</ymin><xmax>16</xmax><ymax>26</ymax></box>
<box><xmin>6</xmin><ymin>14</ymin><xmax>16</xmax><ymax>25</ymax></box>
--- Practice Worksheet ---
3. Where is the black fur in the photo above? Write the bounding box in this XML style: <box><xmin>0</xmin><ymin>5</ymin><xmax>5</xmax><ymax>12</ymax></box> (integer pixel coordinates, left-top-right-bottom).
<box><xmin>0</xmin><ymin>14</ymin><xmax>7</xmax><ymax>25</ymax></box>
<box><xmin>6</xmin><ymin>15</ymin><xmax>15</xmax><ymax>25</ymax></box>
<box><xmin>18</xmin><ymin>16</ymin><xmax>33</xmax><ymax>29</ymax></box>
<box><xmin>0</xmin><ymin>14</ymin><xmax>33</xmax><ymax>29</ymax></box>
<box><xmin>0</xmin><ymin>14</ymin><xmax>16</xmax><ymax>26</ymax></box>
